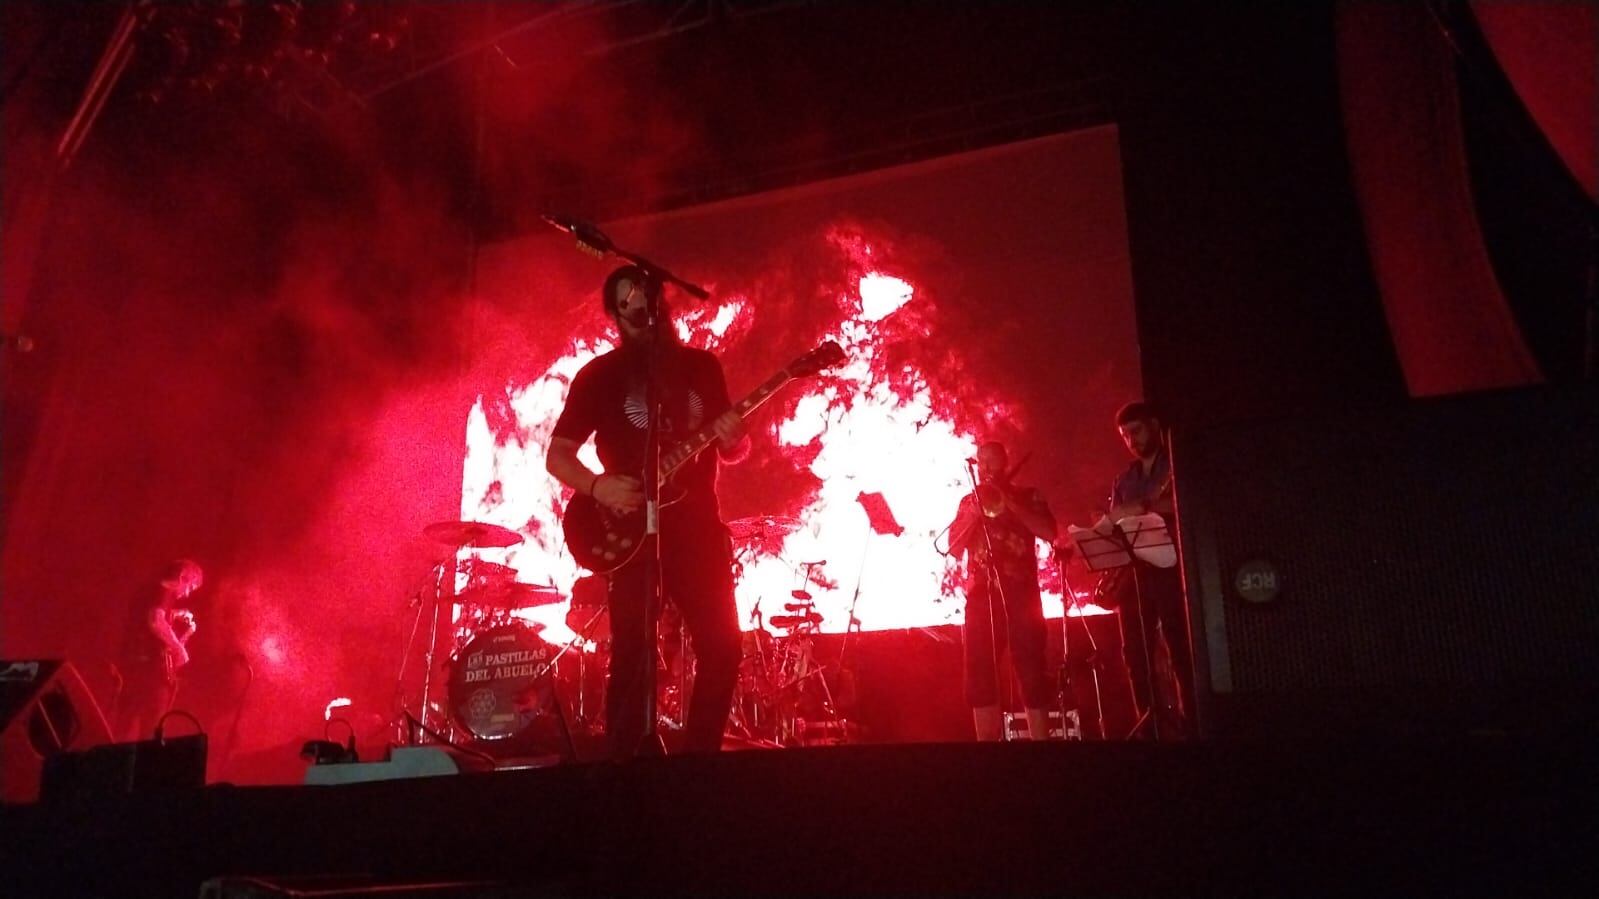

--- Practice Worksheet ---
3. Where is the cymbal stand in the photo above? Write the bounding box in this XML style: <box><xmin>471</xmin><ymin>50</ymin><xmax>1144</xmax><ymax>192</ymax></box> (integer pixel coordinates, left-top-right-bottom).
<box><xmin>775</xmin><ymin>562</ymin><xmax>842</xmax><ymax>743</ymax></box>
<box><xmin>392</xmin><ymin>557</ymin><xmax>450</xmax><ymax>745</ymax></box>
<box><xmin>566</xmin><ymin>605</ymin><xmax>609</xmax><ymax>730</ymax></box>
<box><xmin>659</xmin><ymin>608</ymin><xmax>689</xmax><ymax>732</ymax></box>
<box><xmin>726</xmin><ymin>588</ymin><xmax>784</xmax><ymax>747</ymax></box>
<box><xmin>836</xmin><ymin>530</ymin><xmax>869</xmax><ymax>674</ymax></box>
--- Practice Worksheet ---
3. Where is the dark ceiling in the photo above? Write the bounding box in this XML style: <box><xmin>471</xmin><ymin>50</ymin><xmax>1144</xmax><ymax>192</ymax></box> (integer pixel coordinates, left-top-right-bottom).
<box><xmin>4</xmin><ymin>1</ymin><xmax>1122</xmax><ymax>241</ymax></box>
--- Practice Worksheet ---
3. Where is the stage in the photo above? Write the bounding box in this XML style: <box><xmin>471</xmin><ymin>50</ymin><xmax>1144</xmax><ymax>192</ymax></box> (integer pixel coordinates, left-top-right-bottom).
<box><xmin>6</xmin><ymin>733</ymin><xmax>1594</xmax><ymax>896</ymax></box>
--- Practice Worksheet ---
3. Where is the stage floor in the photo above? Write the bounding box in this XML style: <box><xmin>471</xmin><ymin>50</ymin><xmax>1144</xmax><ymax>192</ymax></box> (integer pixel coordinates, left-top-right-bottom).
<box><xmin>5</xmin><ymin>735</ymin><xmax>1596</xmax><ymax>896</ymax></box>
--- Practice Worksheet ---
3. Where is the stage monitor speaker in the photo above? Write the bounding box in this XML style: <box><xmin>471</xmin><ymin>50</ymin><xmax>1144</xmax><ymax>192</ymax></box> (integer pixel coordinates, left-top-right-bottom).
<box><xmin>40</xmin><ymin>732</ymin><xmax>208</xmax><ymax>803</ymax></box>
<box><xmin>0</xmin><ymin>660</ymin><xmax>115</xmax><ymax>804</ymax></box>
<box><xmin>1173</xmin><ymin>386</ymin><xmax>1599</xmax><ymax>739</ymax></box>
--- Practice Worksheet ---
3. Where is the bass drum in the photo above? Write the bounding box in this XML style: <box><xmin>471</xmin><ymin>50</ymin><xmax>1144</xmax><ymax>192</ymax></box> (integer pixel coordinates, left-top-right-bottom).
<box><xmin>447</xmin><ymin>623</ymin><xmax>555</xmax><ymax>741</ymax></box>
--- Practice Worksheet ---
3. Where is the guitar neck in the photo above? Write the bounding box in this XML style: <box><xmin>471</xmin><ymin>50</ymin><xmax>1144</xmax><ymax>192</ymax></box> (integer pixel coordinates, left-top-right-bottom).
<box><xmin>662</xmin><ymin>369</ymin><xmax>793</xmax><ymax>477</ymax></box>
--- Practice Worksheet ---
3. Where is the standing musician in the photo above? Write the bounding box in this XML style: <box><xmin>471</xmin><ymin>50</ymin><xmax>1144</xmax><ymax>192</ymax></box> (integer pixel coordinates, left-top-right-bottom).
<box><xmin>948</xmin><ymin>441</ymin><xmax>1058</xmax><ymax>741</ymax></box>
<box><xmin>116</xmin><ymin>558</ymin><xmax>202</xmax><ymax>741</ymax></box>
<box><xmin>1103</xmin><ymin>401</ymin><xmax>1193</xmax><ymax>739</ymax></box>
<box><xmin>546</xmin><ymin>265</ymin><xmax>749</xmax><ymax>759</ymax></box>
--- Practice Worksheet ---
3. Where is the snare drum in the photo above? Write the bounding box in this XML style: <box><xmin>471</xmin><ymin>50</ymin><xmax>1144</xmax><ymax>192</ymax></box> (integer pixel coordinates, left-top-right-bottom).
<box><xmin>447</xmin><ymin>623</ymin><xmax>555</xmax><ymax>741</ymax></box>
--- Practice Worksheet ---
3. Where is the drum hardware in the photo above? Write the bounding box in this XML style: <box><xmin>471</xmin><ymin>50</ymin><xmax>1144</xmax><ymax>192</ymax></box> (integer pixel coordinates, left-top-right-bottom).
<box><xmin>458</xmin><ymin>558</ymin><xmax>518</xmax><ymax>584</ymax></box>
<box><xmin>390</xmin><ymin>553</ymin><xmax>458</xmax><ymax>744</ymax></box>
<box><xmin>727</xmin><ymin>515</ymin><xmax>804</xmax><ymax>541</ymax></box>
<box><xmin>456</xmin><ymin>582</ymin><xmax>564</xmax><ymax>610</ymax></box>
<box><xmin>561</xmin><ymin>604</ymin><xmax>610</xmax><ymax>731</ymax></box>
<box><xmin>726</xmin><ymin>558</ymin><xmax>850</xmax><ymax>748</ymax></box>
<box><xmin>726</xmin><ymin>626</ymin><xmax>783</xmax><ymax>748</ymax></box>
<box><xmin>768</xmin><ymin>612</ymin><xmax>823</xmax><ymax>629</ymax></box>
<box><xmin>423</xmin><ymin>520</ymin><xmax>525</xmax><ymax>549</ymax></box>
<box><xmin>396</xmin><ymin>520</ymin><xmax>588</xmax><ymax>759</ymax></box>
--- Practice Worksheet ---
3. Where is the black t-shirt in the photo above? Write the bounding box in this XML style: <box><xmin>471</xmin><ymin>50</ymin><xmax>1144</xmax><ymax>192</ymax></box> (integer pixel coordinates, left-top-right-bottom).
<box><xmin>120</xmin><ymin>585</ymin><xmax>169</xmax><ymax>667</ymax></box>
<box><xmin>552</xmin><ymin>343</ymin><xmax>733</xmax><ymax>522</ymax></box>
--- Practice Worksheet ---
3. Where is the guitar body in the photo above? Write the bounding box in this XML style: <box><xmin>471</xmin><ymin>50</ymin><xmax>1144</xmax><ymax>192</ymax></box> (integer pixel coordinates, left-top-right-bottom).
<box><xmin>563</xmin><ymin>493</ymin><xmax>648</xmax><ymax>573</ymax></box>
<box><xmin>558</xmin><ymin>340</ymin><xmax>846</xmax><ymax>574</ymax></box>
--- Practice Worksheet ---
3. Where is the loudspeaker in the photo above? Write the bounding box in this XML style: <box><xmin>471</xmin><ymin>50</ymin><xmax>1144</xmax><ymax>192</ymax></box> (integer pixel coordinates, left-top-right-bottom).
<box><xmin>40</xmin><ymin>732</ymin><xmax>208</xmax><ymax>802</ymax></box>
<box><xmin>1174</xmin><ymin>387</ymin><xmax>1599</xmax><ymax>738</ymax></box>
<box><xmin>0</xmin><ymin>660</ymin><xmax>115</xmax><ymax>804</ymax></box>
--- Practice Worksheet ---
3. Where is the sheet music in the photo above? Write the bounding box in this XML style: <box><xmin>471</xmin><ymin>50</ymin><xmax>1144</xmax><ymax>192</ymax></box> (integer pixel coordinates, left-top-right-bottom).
<box><xmin>1064</xmin><ymin>512</ymin><xmax>1176</xmax><ymax>571</ymax></box>
<box><xmin>1117</xmin><ymin>512</ymin><xmax>1176</xmax><ymax>569</ymax></box>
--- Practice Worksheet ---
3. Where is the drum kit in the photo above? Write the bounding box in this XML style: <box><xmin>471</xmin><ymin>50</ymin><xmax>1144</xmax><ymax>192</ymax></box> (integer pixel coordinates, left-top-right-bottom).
<box><xmin>396</xmin><ymin>513</ymin><xmax>853</xmax><ymax>760</ymax></box>
<box><xmin>727</xmin><ymin>529</ymin><xmax>852</xmax><ymax>749</ymax></box>
<box><xmin>395</xmin><ymin>521</ymin><xmax>574</xmax><ymax>757</ymax></box>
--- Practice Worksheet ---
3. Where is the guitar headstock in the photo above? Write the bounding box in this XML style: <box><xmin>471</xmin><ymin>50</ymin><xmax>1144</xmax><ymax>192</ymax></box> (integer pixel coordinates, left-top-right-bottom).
<box><xmin>785</xmin><ymin>340</ymin><xmax>847</xmax><ymax>378</ymax></box>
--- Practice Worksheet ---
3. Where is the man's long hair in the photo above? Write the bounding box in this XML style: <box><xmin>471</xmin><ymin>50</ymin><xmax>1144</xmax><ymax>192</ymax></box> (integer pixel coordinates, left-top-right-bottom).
<box><xmin>601</xmin><ymin>265</ymin><xmax>679</xmax><ymax>346</ymax></box>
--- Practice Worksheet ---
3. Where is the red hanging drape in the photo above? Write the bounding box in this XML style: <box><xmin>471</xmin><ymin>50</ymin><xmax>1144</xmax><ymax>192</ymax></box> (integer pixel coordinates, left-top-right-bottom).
<box><xmin>1336</xmin><ymin>2</ymin><xmax>1543</xmax><ymax>397</ymax></box>
<box><xmin>1471</xmin><ymin>0</ymin><xmax>1597</xmax><ymax>203</ymax></box>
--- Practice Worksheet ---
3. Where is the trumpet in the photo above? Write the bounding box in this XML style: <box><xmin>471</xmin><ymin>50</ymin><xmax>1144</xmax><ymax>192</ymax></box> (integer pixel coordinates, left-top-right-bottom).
<box><xmin>975</xmin><ymin>483</ymin><xmax>1008</xmax><ymax>518</ymax></box>
<box><xmin>968</xmin><ymin>452</ymin><xmax>1030</xmax><ymax>518</ymax></box>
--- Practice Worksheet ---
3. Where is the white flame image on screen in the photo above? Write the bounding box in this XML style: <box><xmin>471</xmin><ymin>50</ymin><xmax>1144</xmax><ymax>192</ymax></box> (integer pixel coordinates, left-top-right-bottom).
<box><xmin>460</xmin><ymin>257</ymin><xmax>1102</xmax><ymax>648</ymax></box>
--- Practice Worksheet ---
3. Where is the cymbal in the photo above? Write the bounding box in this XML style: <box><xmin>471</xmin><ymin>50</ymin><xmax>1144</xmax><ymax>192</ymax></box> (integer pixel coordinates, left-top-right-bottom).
<box><xmin>458</xmin><ymin>582</ymin><xmax>563</xmax><ymax>609</ymax></box>
<box><xmin>424</xmin><ymin>521</ymin><xmax>523</xmax><ymax>548</ymax></box>
<box><xmin>727</xmin><ymin>515</ymin><xmax>802</xmax><ymax>540</ymax></box>
<box><xmin>769</xmin><ymin>612</ymin><xmax>822</xmax><ymax>629</ymax></box>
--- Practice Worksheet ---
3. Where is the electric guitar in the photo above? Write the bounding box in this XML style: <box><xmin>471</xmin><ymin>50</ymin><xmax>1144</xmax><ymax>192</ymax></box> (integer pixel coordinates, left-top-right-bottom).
<box><xmin>562</xmin><ymin>341</ymin><xmax>846</xmax><ymax>573</ymax></box>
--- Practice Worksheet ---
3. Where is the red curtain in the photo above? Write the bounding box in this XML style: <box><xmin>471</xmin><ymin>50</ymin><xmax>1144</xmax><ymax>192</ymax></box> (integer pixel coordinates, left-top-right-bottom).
<box><xmin>1336</xmin><ymin>2</ymin><xmax>1543</xmax><ymax>397</ymax></box>
<box><xmin>1471</xmin><ymin>0</ymin><xmax>1597</xmax><ymax>202</ymax></box>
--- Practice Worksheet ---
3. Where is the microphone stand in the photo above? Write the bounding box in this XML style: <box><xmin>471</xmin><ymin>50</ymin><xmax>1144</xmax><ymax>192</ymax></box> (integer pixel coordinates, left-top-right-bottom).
<box><xmin>636</xmin><ymin>281</ymin><xmax>669</xmax><ymax>758</ymax></box>
<box><xmin>963</xmin><ymin>461</ymin><xmax>1010</xmax><ymax>739</ymax></box>
<box><xmin>542</xmin><ymin>213</ymin><xmax>711</xmax><ymax>759</ymax></box>
<box><xmin>541</xmin><ymin>213</ymin><xmax>710</xmax><ymax>300</ymax></box>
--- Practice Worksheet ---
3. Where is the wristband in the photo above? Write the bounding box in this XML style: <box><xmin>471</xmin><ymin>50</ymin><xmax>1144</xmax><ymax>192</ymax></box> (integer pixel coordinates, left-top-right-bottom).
<box><xmin>588</xmin><ymin>473</ymin><xmax>604</xmax><ymax>497</ymax></box>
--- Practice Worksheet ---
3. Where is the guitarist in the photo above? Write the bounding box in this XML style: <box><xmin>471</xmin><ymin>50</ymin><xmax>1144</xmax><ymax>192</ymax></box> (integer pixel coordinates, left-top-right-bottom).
<box><xmin>546</xmin><ymin>265</ymin><xmax>749</xmax><ymax>759</ymax></box>
<box><xmin>1103</xmin><ymin>401</ymin><xmax>1192</xmax><ymax>739</ymax></box>
<box><xmin>115</xmin><ymin>558</ymin><xmax>202</xmax><ymax>741</ymax></box>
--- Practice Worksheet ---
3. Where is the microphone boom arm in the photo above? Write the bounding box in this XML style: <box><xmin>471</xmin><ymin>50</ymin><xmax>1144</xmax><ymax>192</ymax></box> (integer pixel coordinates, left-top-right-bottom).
<box><xmin>541</xmin><ymin>213</ymin><xmax>709</xmax><ymax>301</ymax></box>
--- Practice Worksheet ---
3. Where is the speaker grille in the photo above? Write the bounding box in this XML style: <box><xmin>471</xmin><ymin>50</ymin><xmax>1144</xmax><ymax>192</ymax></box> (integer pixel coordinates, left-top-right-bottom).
<box><xmin>1178</xmin><ymin>388</ymin><xmax>1599</xmax><ymax>709</ymax></box>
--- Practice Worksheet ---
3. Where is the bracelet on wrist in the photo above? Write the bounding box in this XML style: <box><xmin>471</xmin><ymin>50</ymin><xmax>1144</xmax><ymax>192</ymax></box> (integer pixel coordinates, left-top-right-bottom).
<box><xmin>588</xmin><ymin>473</ymin><xmax>603</xmax><ymax>496</ymax></box>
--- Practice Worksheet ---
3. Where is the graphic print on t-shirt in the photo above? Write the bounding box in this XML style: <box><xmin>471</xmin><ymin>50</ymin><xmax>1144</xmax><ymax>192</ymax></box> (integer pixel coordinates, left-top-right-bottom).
<box><xmin>622</xmin><ymin>375</ymin><xmax>706</xmax><ymax>438</ymax></box>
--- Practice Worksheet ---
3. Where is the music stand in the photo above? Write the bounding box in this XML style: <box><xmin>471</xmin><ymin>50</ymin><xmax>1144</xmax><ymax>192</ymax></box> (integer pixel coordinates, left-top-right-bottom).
<box><xmin>839</xmin><ymin>491</ymin><xmax>904</xmax><ymax>668</ymax></box>
<box><xmin>1063</xmin><ymin>513</ymin><xmax>1176</xmax><ymax>739</ymax></box>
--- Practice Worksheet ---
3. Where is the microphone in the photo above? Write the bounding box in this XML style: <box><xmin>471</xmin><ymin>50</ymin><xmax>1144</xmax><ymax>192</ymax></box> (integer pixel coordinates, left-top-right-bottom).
<box><xmin>540</xmin><ymin>213</ymin><xmax>611</xmax><ymax>253</ymax></box>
